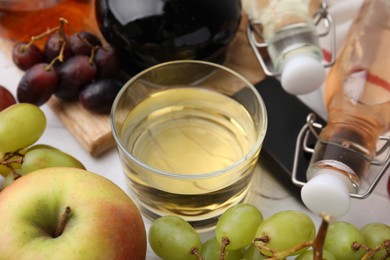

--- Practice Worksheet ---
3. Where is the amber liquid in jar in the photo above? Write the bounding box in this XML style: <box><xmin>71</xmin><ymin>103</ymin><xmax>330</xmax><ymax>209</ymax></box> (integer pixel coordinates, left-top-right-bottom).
<box><xmin>0</xmin><ymin>0</ymin><xmax>101</xmax><ymax>48</ymax></box>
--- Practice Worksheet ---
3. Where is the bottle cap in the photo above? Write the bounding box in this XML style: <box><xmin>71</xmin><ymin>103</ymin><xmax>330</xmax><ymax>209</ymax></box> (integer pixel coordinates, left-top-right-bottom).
<box><xmin>280</xmin><ymin>53</ymin><xmax>326</xmax><ymax>95</ymax></box>
<box><xmin>301</xmin><ymin>168</ymin><xmax>351</xmax><ymax>218</ymax></box>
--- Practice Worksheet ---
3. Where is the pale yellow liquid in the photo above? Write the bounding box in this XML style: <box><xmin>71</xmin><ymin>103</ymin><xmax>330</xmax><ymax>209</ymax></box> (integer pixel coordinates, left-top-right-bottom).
<box><xmin>119</xmin><ymin>87</ymin><xmax>262</xmax><ymax>226</ymax></box>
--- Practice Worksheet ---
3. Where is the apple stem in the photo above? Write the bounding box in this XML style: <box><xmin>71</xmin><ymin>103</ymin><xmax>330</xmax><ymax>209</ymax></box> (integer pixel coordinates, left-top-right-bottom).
<box><xmin>54</xmin><ymin>206</ymin><xmax>71</xmax><ymax>238</ymax></box>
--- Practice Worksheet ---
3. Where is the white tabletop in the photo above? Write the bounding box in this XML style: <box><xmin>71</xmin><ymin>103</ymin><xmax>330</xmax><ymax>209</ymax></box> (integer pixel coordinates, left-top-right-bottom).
<box><xmin>1</xmin><ymin>0</ymin><xmax>389</xmax><ymax>258</ymax></box>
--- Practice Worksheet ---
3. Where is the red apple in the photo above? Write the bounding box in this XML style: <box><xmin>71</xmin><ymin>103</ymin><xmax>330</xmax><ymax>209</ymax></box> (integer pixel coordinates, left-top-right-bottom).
<box><xmin>0</xmin><ymin>167</ymin><xmax>147</xmax><ymax>259</ymax></box>
<box><xmin>387</xmin><ymin>174</ymin><xmax>390</xmax><ymax>197</ymax></box>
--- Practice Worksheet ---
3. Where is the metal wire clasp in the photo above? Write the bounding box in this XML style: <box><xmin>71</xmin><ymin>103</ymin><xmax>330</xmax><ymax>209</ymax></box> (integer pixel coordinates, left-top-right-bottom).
<box><xmin>291</xmin><ymin>113</ymin><xmax>390</xmax><ymax>199</ymax></box>
<box><xmin>247</xmin><ymin>1</ymin><xmax>336</xmax><ymax>77</ymax></box>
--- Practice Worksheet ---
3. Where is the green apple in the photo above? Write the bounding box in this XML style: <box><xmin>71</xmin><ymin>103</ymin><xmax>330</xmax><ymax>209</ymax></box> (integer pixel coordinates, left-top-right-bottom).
<box><xmin>0</xmin><ymin>167</ymin><xmax>147</xmax><ymax>259</ymax></box>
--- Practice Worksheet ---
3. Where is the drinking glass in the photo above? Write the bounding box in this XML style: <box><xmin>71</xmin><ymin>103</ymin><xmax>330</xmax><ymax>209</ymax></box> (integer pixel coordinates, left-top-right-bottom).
<box><xmin>111</xmin><ymin>60</ymin><xmax>267</xmax><ymax>229</ymax></box>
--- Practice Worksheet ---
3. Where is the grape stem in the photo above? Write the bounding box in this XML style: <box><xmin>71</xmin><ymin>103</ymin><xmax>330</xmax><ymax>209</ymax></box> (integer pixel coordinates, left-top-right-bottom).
<box><xmin>74</xmin><ymin>32</ymin><xmax>102</xmax><ymax>64</ymax></box>
<box><xmin>358</xmin><ymin>240</ymin><xmax>390</xmax><ymax>260</ymax></box>
<box><xmin>0</xmin><ymin>153</ymin><xmax>23</xmax><ymax>179</ymax></box>
<box><xmin>0</xmin><ymin>157</ymin><xmax>23</xmax><ymax>166</ymax></box>
<box><xmin>45</xmin><ymin>18</ymin><xmax>69</xmax><ymax>69</ymax></box>
<box><xmin>21</xmin><ymin>26</ymin><xmax>60</xmax><ymax>52</ymax></box>
<box><xmin>89</xmin><ymin>46</ymin><xmax>100</xmax><ymax>64</ymax></box>
<box><xmin>253</xmin><ymin>214</ymin><xmax>333</xmax><ymax>260</ymax></box>
<box><xmin>254</xmin><ymin>238</ymin><xmax>313</xmax><ymax>259</ymax></box>
<box><xmin>57</xmin><ymin>18</ymin><xmax>69</xmax><ymax>63</ymax></box>
<box><xmin>220</xmin><ymin>236</ymin><xmax>230</xmax><ymax>260</ymax></box>
<box><xmin>54</xmin><ymin>206</ymin><xmax>71</xmax><ymax>238</ymax></box>
<box><xmin>312</xmin><ymin>213</ymin><xmax>332</xmax><ymax>260</ymax></box>
<box><xmin>191</xmin><ymin>247</ymin><xmax>203</xmax><ymax>260</ymax></box>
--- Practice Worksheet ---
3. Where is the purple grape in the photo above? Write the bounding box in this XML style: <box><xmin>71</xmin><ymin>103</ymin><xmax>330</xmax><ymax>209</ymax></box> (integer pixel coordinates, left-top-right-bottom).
<box><xmin>79</xmin><ymin>78</ymin><xmax>122</xmax><ymax>113</ymax></box>
<box><xmin>12</xmin><ymin>42</ymin><xmax>45</xmax><ymax>71</ymax></box>
<box><xmin>17</xmin><ymin>63</ymin><xmax>58</xmax><ymax>106</ymax></box>
<box><xmin>54</xmin><ymin>55</ymin><xmax>97</xmax><ymax>100</ymax></box>
<box><xmin>44</xmin><ymin>32</ymin><xmax>73</xmax><ymax>63</ymax></box>
<box><xmin>70</xmin><ymin>31</ymin><xmax>102</xmax><ymax>56</ymax></box>
<box><xmin>94</xmin><ymin>45</ymin><xmax>121</xmax><ymax>78</ymax></box>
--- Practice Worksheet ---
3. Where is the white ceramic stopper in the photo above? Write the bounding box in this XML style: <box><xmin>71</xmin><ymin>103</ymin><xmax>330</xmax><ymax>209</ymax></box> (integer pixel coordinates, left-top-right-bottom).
<box><xmin>301</xmin><ymin>168</ymin><xmax>351</xmax><ymax>218</ymax></box>
<box><xmin>281</xmin><ymin>53</ymin><xmax>326</xmax><ymax>95</ymax></box>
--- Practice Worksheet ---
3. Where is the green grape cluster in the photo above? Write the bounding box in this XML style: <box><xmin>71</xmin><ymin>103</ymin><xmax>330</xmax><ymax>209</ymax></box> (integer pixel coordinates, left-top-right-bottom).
<box><xmin>148</xmin><ymin>203</ymin><xmax>390</xmax><ymax>260</ymax></box>
<box><xmin>0</xmin><ymin>103</ymin><xmax>85</xmax><ymax>191</ymax></box>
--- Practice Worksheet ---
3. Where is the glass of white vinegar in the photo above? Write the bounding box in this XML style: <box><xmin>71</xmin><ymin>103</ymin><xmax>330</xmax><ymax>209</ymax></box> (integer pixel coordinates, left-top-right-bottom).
<box><xmin>111</xmin><ymin>60</ymin><xmax>267</xmax><ymax>230</ymax></box>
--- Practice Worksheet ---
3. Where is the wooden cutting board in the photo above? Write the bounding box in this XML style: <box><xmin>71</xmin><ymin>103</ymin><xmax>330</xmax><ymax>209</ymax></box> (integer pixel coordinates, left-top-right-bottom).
<box><xmin>1</xmin><ymin>15</ymin><xmax>266</xmax><ymax>157</ymax></box>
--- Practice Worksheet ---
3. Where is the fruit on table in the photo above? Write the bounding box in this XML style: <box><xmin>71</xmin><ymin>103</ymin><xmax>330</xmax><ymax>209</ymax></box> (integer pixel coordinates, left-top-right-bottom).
<box><xmin>0</xmin><ymin>103</ymin><xmax>46</xmax><ymax>154</ymax></box>
<box><xmin>324</xmin><ymin>221</ymin><xmax>365</xmax><ymax>260</ymax></box>
<box><xmin>388</xmin><ymin>174</ymin><xmax>390</xmax><ymax>197</ymax></box>
<box><xmin>148</xmin><ymin>203</ymin><xmax>390</xmax><ymax>259</ymax></box>
<box><xmin>0</xmin><ymin>85</ymin><xmax>17</xmax><ymax>112</ymax></box>
<box><xmin>254</xmin><ymin>210</ymin><xmax>316</xmax><ymax>256</ymax></box>
<box><xmin>360</xmin><ymin>222</ymin><xmax>390</xmax><ymax>259</ymax></box>
<box><xmin>215</xmin><ymin>203</ymin><xmax>263</xmax><ymax>250</ymax></box>
<box><xmin>12</xmin><ymin>18</ymin><xmax>123</xmax><ymax>114</ymax></box>
<box><xmin>242</xmin><ymin>244</ymin><xmax>267</xmax><ymax>260</ymax></box>
<box><xmin>17</xmin><ymin>63</ymin><xmax>58</xmax><ymax>106</ymax></box>
<box><xmin>12</xmin><ymin>42</ymin><xmax>45</xmax><ymax>71</ymax></box>
<box><xmin>44</xmin><ymin>31</ymin><xmax>74</xmax><ymax>63</ymax></box>
<box><xmin>54</xmin><ymin>55</ymin><xmax>97</xmax><ymax>100</ymax></box>
<box><xmin>93</xmin><ymin>45</ymin><xmax>121</xmax><ymax>78</ymax></box>
<box><xmin>0</xmin><ymin>167</ymin><xmax>147</xmax><ymax>259</ymax></box>
<box><xmin>79</xmin><ymin>78</ymin><xmax>122</xmax><ymax>113</ymax></box>
<box><xmin>149</xmin><ymin>215</ymin><xmax>203</xmax><ymax>260</ymax></box>
<box><xmin>202</xmin><ymin>237</ymin><xmax>243</xmax><ymax>260</ymax></box>
<box><xmin>21</xmin><ymin>144</ymin><xmax>86</xmax><ymax>174</ymax></box>
<box><xmin>295</xmin><ymin>249</ymin><xmax>336</xmax><ymax>260</ymax></box>
<box><xmin>0</xmin><ymin>102</ymin><xmax>88</xmax><ymax>191</ymax></box>
<box><xmin>69</xmin><ymin>31</ymin><xmax>102</xmax><ymax>56</ymax></box>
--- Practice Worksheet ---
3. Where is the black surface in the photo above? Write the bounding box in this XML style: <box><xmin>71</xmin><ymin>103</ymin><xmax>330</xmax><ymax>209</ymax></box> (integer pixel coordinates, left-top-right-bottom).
<box><xmin>255</xmin><ymin>77</ymin><xmax>327</xmax><ymax>200</ymax></box>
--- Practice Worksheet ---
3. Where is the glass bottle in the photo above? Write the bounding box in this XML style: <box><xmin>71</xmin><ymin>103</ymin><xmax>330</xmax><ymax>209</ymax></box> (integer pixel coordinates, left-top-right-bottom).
<box><xmin>94</xmin><ymin>0</ymin><xmax>242</xmax><ymax>75</ymax></box>
<box><xmin>246</xmin><ymin>0</ymin><xmax>328</xmax><ymax>95</ymax></box>
<box><xmin>0</xmin><ymin>0</ymin><xmax>100</xmax><ymax>48</ymax></box>
<box><xmin>301</xmin><ymin>0</ymin><xmax>390</xmax><ymax>218</ymax></box>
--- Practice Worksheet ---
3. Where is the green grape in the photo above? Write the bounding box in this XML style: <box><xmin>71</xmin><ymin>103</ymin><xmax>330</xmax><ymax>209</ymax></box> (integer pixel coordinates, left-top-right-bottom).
<box><xmin>201</xmin><ymin>237</ymin><xmax>243</xmax><ymax>260</ymax></box>
<box><xmin>254</xmin><ymin>210</ymin><xmax>315</xmax><ymax>256</ymax></box>
<box><xmin>295</xmin><ymin>249</ymin><xmax>336</xmax><ymax>260</ymax></box>
<box><xmin>216</xmin><ymin>203</ymin><xmax>263</xmax><ymax>250</ymax></box>
<box><xmin>0</xmin><ymin>103</ymin><xmax>46</xmax><ymax>153</ymax></box>
<box><xmin>0</xmin><ymin>165</ymin><xmax>12</xmax><ymax>191</ymax></box>
<box><xmin>21</xmin><ymin>144</ymin><xmax>85</xmax><ymax>174</ymax></box>
<box><xmin>324</xmin><ymin>221</ymin><xmax>365</xmax><ymax>260</ymax></box>
<box><xmin>0</xmin><ymin>165</ymin><xmax>10</xmax><ymax>177</ymax></box>
<box><xmin>360</xmin><ymin>222</ymin><xmax>390</xmax><ymax>259</ymax></box>
<box><xmin>148</xmin><ymin>215</ymin><xmax>202</xmax><ymax>260</ymax></box>
<box><xmin>1</xmin><ymin>172</ymin><xmax>14</xmax><ymax>190</ymax></box>
<box><xmin>242</xmin><ymin>244</ymin><xmax>267</xmax><ymax>260</ymax></box>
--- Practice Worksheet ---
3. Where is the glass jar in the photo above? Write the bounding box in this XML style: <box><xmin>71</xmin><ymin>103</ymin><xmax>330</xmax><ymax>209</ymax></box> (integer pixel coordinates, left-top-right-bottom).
<box><xmin>0</xmin><ymin>0</ymin><xmax>98</xmax><ymax>48</ymax></box>
<box><xmin>95</xmin><ymin>0</ymin><xmax>242</xmax><ymax>74</ymax></box>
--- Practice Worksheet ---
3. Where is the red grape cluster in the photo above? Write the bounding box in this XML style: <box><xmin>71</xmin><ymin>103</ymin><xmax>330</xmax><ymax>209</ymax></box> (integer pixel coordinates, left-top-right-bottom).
<box><xmin>11</xmin><ymin>19</ymin><xmax>123</xmax><ymax>114</ymax></box>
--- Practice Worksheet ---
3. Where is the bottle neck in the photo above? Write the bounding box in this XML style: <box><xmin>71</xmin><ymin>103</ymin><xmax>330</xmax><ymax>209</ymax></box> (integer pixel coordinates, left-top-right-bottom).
<box><xmin>307</xmin><ymin>122</ymin><xmax>377</xmax><ymax>190</ymax></box>
<box><xmin>321</xmin><ymin>118</ymin><xmax>380</xmax><ymax>158</ymax></box>
<box><xmin>259</xmin><ymin>0</ymin><xmax>314</xmax><ymax>40</ymax></box>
